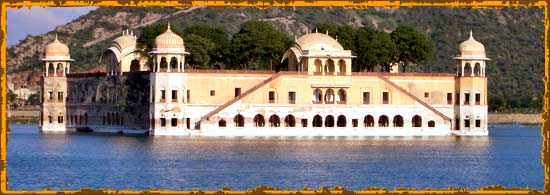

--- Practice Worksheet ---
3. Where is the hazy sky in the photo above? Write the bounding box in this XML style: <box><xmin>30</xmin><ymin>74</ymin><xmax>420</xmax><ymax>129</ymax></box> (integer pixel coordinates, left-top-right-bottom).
<box><xmin>6</xmin><ymin>6</ymin><xmax>96</xmax><ymax>47</ymax></box>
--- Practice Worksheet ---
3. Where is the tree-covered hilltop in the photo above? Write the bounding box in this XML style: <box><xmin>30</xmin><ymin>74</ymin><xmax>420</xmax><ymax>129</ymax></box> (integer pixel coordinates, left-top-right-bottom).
<box><xmin>7</xmin><ymin>7</ymin><xmax>544</xmax><ymax>113</ymax></box>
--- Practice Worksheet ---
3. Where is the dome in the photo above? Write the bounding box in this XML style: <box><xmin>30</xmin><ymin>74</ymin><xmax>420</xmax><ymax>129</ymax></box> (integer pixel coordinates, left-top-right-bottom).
<box><xmin>112</xmin><ymin>31</ymin><xmax>137</xmax><ymax>51</ymax></box>
<box><xmin>455</xmin><ymin>31</ymin><xmax>489</xmax><ymax>60</ymax></box>
<box><xmin>294</xmin><ymin>32</ymin><xmax>344</xmax><ymax>51</ymax></box>
<box><xmin>44</xmin><ymin>34</ymin><xmax>70</xmax><ymax>59</ymax></box>
<box><xmin>152</xmin><ymin>23</ymin><xmax>186</xmax><ymax>53</ymax></box>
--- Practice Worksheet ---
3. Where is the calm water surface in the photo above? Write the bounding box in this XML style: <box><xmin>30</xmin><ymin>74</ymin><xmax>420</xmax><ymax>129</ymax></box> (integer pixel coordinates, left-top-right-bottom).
<box><xmin>7</xmin><ymin>124</ymin><xmax>543</xmax><ymax>190</ymax></box>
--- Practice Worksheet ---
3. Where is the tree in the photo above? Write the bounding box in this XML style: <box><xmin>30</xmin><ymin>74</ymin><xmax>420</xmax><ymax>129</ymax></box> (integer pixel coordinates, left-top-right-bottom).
<box><xmin>184</xmin><ymin>34</ymin><xmax>216</xmax><ymax>69</ymax></box>
<box><xmin>137</xmin><ymin>23</ymin><xmax>169</xmax><ymax>53</ymax></box>
<box><xmin>183</xmin><ymin>25</ymin><xmax>230</xmax><ymax>67</ymax></box>
<box><xmin>229</xmin><ymin>21</ymin><xmax>292</xmax><ymax>70</ymax></box>
<box><xmin>390</xmin><ymin>26</ymin><xmax>433</xmax><ymax>72</ymax></box>
<box><xmin>26</xmin><ymin>93</ymin><xmax>41</xmax><ymax>106</ymax></box>
<box><xmin>315</xmin><ymin>23</ymin><xmax>357</xmax><ymax>55</ymax></box>
<box><xmin>355</xmin><ymin>27</ymin><xmax>396</xmax><ymax>72</ymax></box>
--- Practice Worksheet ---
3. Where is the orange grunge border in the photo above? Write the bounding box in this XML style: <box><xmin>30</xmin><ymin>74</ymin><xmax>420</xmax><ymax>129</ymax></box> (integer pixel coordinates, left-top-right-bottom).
<box><xmin>0</xmin><ymin>1</ymin><xmax>548</xmax><ymax>194</ymax></box>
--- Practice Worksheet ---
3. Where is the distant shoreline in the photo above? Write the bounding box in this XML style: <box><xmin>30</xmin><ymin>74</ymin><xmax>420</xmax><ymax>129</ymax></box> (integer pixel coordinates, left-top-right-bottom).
<box><xmin>7</xmin><ymin>110</ymin><xmax>543</xmax><ymax>125</ymax></box>
<box><xmin>488</xmin><ymin>113</ymin><xmax>541</xmax><ymax>125</ymax></box>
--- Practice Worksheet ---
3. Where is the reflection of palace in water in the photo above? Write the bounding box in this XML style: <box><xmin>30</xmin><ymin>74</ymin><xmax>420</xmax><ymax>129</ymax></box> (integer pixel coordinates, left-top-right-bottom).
<box><xmin>39</xmin><ymin>24</ymin><xmax>488</xmax><ymax>136</ymax></box>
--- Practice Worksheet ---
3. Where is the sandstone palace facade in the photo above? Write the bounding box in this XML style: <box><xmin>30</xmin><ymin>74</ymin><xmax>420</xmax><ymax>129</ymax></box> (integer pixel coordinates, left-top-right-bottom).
<box><xmin>40</xmin><ymin>24</ymin><xmax>489</xmax><ymax>136</ymax></box>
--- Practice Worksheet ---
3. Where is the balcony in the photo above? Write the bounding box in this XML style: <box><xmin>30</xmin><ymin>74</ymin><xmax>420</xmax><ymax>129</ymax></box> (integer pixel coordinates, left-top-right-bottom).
<box><xmin>337</xmin><ymin>101</ymin><xmax>346</xmax><ymax>104</ymax></box>
<box><xmin>312</xmin><ymin>101</ymin><xmax>322</xmax><ymax>104</ymax></box>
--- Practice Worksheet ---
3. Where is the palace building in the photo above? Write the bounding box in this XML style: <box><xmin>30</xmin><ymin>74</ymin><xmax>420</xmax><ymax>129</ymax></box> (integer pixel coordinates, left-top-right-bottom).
<box><xmin>40</xmin><ymin>24</ymin><xmax>489</xmax><ymax>136</ymax></box>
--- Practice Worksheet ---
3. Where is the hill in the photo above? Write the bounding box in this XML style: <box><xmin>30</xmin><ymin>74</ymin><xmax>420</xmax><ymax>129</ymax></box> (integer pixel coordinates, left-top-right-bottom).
<box><xmin>6</xmin><ymin>6</ymin><xmax>544</xmax><ymax>112</ymax></box>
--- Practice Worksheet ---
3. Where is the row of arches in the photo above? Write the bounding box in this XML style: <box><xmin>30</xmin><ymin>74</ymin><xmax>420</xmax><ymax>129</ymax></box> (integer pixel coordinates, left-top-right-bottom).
<box><xmin>220</xmin><ymin>114</ymin><xmax>434</xmax><ymax>128</ymax></box>
<box><xmin>153</xmin><ymin>56</ymin><xmax>184</xmax><ymax>72</ymax></box>
<box><xmin>61</xmin><ymin>113</ymin><xmax>88</xmax><ymax>126</ymax></box>
<box><xmin>458</xmin><ymin>62</ymin><xmax>485</xmax><ymax>77</ymax></box>
<box><xmin>45</xmin><ymin>62</ymin><xmax>68</xmax><ymax>77</ymax></box>
<box><xmin>313</xmin><ymin>59</ymin><xmax>346</xmax><ymax>75</ymax></box>
<box><xmin>103</xmin><ymin>112</ymin><xmax>124</xmax><ymax>126</ymax></box>
<box><xmin>312</xmin><ymin>88</ymin><xmax>346</xmax><ymax>104</ymax></box>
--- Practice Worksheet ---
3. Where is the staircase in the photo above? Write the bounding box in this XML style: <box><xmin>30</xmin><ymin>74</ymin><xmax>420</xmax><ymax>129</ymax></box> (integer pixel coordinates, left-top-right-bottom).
<box><xmin>376</xmin><ymin>75</ymin><xmax>451</xmax><ymax>121</ymax></box>
<box><xmin>200</xmin><ymin>71</ymin><xmax>286</xmax><ymax>121</ymax></box>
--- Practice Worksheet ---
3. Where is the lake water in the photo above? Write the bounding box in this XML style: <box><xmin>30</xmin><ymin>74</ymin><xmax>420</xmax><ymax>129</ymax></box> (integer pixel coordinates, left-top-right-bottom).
<box><xmin>7</xmin><ymin>124</ymin><xmax>544</xmax><ymax>191</ymax></box>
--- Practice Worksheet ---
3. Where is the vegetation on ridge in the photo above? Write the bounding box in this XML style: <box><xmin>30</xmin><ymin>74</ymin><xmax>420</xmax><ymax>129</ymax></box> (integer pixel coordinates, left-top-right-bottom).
<box><xmin>6</xmin><ymin>7</ymin><xmax>544</xmax><ymax>113</ymax></box>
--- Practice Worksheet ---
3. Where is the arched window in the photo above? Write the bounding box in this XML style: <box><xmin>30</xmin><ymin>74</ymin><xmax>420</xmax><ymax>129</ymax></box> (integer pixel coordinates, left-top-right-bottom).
<box><xmin>284</xmin><ymin>115</ymin><xmax>296</xmax><ymax>127</ymax></box>
<box><xmin>474</xmin><ymin>63</ymin><xmax>481</xmax><ymax>76</ymax></box>
<box><xmin>378</xmin><ymin>115</ymin><xmax>389</xmax><ymax>127</ymax></box>
<box><xmin>218</xmin><ymin>119</ymin><xmax>226</xmax><ymax>127</ymax></box>
<box><xmin>269</xmin><ymin>115</ymin><xmax>281</xmax><ymax>127</ymax></box>
<box><xmin>313</xmin><ymin>88</ymin><xmax>323</xmax><ymax>104</ymax></box>
<box><xmin>313</xmin><ymin>115</ymin><xmax>323</xmax><ymax>127</ymax></box>
<box><xmin>130</xmin><ymin>59</ymin><xmax>140</xmax><ymax>72</ymax></box>
<box><xmin>107</xmin><ymin>113</ymin><xmax>111</xmax><ymax>125</ymax></box>
<box><xmin>338</xmin><ymin>59</ymin><xmax>346</xmax><ymax>75</ymax></box>
<box><xmin>325</xmin><ymin>89</ymin><xmax>334</xmax><ymax>104</ymax></box>
<box><xmin>393</xmin><ymin>115</ymin><xmax>403</xmax><ymax>127</ymax></box>
<box><xmin>464</xmin><ymin>63</ymin><xmax>472</xmax><ymax>76</ymax></box>
<box><xmin>170</xmin><ymin>57</ymin><xmax>178</xmax><ymax>71</ymax></box>
<box><xmin>428</xmin><ymin>120</ymin><xmax>435</xmax><ymax>127</ymax></box>
<box><xmin>337</xmin><ymin>115</ymin><xmax>346</xmax><ymax>127</ymax></box>
<box><xmin>412</xmin><ymin>115</ymin><xmax>422</xmax><ymax>127</ymax></box>
<box><xmin>48</xmin><ymin>63</ymin><xmax>55</xmax><ymax>76</ymax></box>
<box><xmin>325</xmin><ymin>59</ymin><xmax>335</xmax><ymax>74</ymax></box>
<box><xmin>253</xmin><ymin>114</ymin><xmax>265</xmax><ymax>127</ymax></box>
<box><xmin>325</xmin><ymin>115</ymin><xmax>335</xmax><ymax>127</ymax></box>
<box><xmin>84</xmin><ymin>112</ymin><xmax>88</xmax><ymax>124</ymax></box>
<box><xmin>234</xmin><ymin>114</ymin><xmax>244</xmax><ymax>127</ymax></box>
<box><xmin>314</xmin><ymin>59</ymin><xmax>322</xmax><ymax>75</ymax></box>
<box><xmin>48</xmin><ymin>114</ymin><xmax>52</xmax><ymax>124</ymax></box>
<box><xmin>364</xmin><ymin>115</ymin><xmax>374</xmax><ymax>127</ymax></box>
<box><xmin>56</xmin><ymin>63</ymin><xmax>64</xmax><ymax>76</ymax></box>
<box><xmin>160</xmin><ymin>57</ymin><xmax>168</xmax><ymax>72</ymax></box>
<box><xmin>337</xmin><ymin>89</ymin><xmax>346</xmax><ymax>103</ymax></box>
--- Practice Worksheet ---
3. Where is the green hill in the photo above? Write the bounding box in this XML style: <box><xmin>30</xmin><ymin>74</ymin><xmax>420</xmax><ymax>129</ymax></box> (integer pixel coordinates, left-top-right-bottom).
<box><xmin>6</xmin><ymin>6</ymin><xmax>544</xmax><ymax>113</ymax></box>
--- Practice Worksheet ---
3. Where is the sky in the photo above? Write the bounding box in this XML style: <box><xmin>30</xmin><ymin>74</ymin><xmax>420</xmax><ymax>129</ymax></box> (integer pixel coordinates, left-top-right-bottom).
<box><xmin>6</xmin><ymin>6</ymin><xmax>97</xmax><ymax>47</ymax></box>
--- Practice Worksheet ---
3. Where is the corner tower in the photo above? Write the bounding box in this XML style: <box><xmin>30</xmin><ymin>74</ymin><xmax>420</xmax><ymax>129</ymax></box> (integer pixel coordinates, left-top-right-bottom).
<box><xmin>452</xmin><ymin>31</ymin><xmax>489</xmax><ymax>135</ymax></box>
<box><xmin>40</xmin><ymin>34</ymin><xmax>73</xmax><ymax>132</ymax></box>
<box><xmin>149</xmin><ymin>23</ymin><xmax>190</xmax><ymax>135</ymax></box>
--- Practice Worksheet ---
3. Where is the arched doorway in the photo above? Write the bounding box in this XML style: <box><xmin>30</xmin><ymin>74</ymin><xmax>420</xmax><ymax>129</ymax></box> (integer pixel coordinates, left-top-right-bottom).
<box><xmin>284</xmin><ymin>115</ymin><xmax>295</xmax><ymax>127</ymax></box>
<box><xmin>234</xmin><ymin>114</ymin><xmax>244</xmax><ymax>127</ymax></box>
<box><xmin>337</xmin><ymin>115</ymin><xmax>346</xmax><ymax>127</ymax></box>
<box><xmin>412</xmin><ymin>115</ymin><xmax>422</xmax><ymax>127</ymax></box>
<box><xmin>130</xmin><ymin>59</ymin><xmax>140</xmax><ymax>72</ymax></box>
<box><xmin>428</xmin><ymin>120</ymin><xmax>435</xmax><ymax>127</ymax></box>
<box><xmin>378</xmin><ymin>115</ymin><xmax>389</xmax><ymax>127</ymax></box>
<box><xmin>269</xmin><ymin>115</ymin><xmax>280</xmax><ymax>127</ymax></box>
<box><xmin>325</xmin><ymin>59</ymin><xmax>335</xmax><ymax>74</ymax></box>
<box><xmin>364</xmin><ymin>115</ymin><xmax>374</xmax><ymax>127</ymax></box>
<box><xmin>314</xmin><ymin>59</ymin><xmax>322</xmax><ymax>75</ymax></box>
<box><xmin>313</xmin><ymin>88</ymin><xmax>322</xmax><ymax>104</ymax></box>
<box><xmin>464</xmin><ymin>63</ymin><xmax>472</xmax><ymax>76</ymax></box>
<box><xmin>253</xmin><ymin>114</ymin><xmax>265</xmax><ymax>127</ymax></box>
<box><xmin>325</xmin><ymin>115</ymin><xmax>335</xmax><ymax>127</ymax></box>
<box><xmin>170</xmin><ymin>57</ymin><xmax>178</xmax><ymax>71</ymax></box>
<box><xmin>56</xmin><ymin>63</ymin><xmax>64</xmax><ymax>76</ymax></box>
<box><xmin>325</xmin><ymin>89</ymin><xmax>334</xmax><ymax>104</ymax></box>
<box><xmin>218</xmin><ymin>119</ymin><xmax>226</xmax><ymax>127</ymax></box>
<box><xmin>313</xmin><ymin>115</ymin><xmax>323</xmax><ymax>127</ymax></box>
<box><xmin>338</xmin><ymin>59</ymin><xmax>346</xmax><ymax>75</ymax></box>
<box><xmin>337</xmin><ymin>89</ymin><xmax>346</xmax><ymax>104</ymax></box>
<box><xmin>159</xmin><ymin>57</ymin><xmax>168</xmax><ymax>72</ymax></box>
<box><xmin>393</xmin><ymin>115</ymin><xmax>403</xmax><ymax>127</ymax></box>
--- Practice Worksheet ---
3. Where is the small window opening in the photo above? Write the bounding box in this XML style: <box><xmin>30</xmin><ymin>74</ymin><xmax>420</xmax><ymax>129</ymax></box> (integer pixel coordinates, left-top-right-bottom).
<box><xmin>288</xmin><ymin>92</ymin><xmax>296</xmax><ymax>104</ymax></box>
<box><xmin>363</xmin><ymin>92</ymin><xmax>370</xmax><ymax>104</ymax></box>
